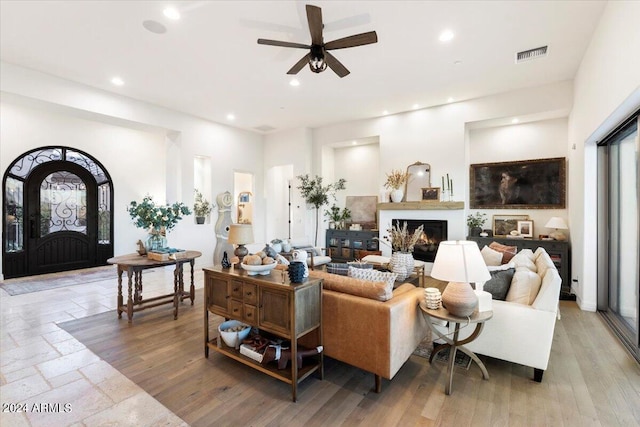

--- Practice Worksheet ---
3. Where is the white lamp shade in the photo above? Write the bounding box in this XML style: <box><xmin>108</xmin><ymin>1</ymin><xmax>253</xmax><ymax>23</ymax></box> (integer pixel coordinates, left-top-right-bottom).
<box><xmin>431</xmin><ymin>240</ymin><xmax>491</xmax><ymax>283</ymax></box>
<box><xmin>227</xmin><ymin>224</ymin><xmax>254</xmax><ymax>245</ymax></box>
<box><xmin>545</xmin><ymin>217</ymin><xmax>568</xmax><ymax>229</ymax></box>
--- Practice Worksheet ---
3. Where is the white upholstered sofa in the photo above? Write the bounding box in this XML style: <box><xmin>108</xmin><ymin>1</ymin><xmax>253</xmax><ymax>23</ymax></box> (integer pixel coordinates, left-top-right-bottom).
<box><xmin>437</xmin><ymin>247</ymin><xmax>562</xmax><ymax>382</ymax></box>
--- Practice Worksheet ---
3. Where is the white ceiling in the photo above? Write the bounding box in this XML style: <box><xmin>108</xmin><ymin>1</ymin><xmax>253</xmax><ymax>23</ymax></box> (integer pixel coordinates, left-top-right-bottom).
<box><xmin>0</xmin><ymin>1</ymin><xmax>607</xmax><ymax>134</ymax></box>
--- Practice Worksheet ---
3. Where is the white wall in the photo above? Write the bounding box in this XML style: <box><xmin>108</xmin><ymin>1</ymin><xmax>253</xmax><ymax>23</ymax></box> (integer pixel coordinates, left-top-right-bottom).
<box><xmin>1</xmin><ymin>62</ymin><xmax>264</xmax><ymax>274</ymax></box>
<box><xmin>568</xmin><ymin>0</ymin><xmax>640</xmax><ymax>311</ymax></box>
<box><xmin>307</xmin><ymin>82</ymin><xmax>573</xmax><ymax>244</ymax></box>
<box><xmin>333</xmin><ymin>143</ymin><xmax>380</xmax><ymax>206</ymax></box>
<box><xmin>468</xmin><ymin>118</ymin><xmax>569</xmax><ymax>238</ymax></box>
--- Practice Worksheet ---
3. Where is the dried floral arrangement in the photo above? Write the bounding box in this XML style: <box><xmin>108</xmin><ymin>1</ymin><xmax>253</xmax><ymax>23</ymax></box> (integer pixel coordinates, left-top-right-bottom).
<box><xmin>384</xmin><ymin>169</ymin><xmax>409</xmax><ymax>190</ymax></box>
<box><xmin>377</xmin><ymin>221</ymin><xmax>424</xmax><ymax>253</ymax></box>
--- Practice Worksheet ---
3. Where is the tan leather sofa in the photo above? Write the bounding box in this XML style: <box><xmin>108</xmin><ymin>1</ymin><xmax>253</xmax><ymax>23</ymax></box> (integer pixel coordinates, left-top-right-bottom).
<box><xmin>305</xmin><ymin>270</ymin><xmax>428</xmax><ymax>392</ymax></box>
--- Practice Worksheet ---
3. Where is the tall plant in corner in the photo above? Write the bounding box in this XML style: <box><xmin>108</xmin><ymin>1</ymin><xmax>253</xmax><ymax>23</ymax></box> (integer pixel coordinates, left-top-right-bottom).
<box><xmin>297</xmin><ymin>174</ymin><xmax>346</xmax><ymax>246</ymax></box>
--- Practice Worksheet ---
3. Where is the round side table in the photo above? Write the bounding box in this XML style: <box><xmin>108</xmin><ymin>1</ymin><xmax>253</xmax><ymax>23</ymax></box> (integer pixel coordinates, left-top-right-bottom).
<box><xmin>419</xmin><ymin>300</ymin><xmax>493</xmax><ymax>395</ymax></box>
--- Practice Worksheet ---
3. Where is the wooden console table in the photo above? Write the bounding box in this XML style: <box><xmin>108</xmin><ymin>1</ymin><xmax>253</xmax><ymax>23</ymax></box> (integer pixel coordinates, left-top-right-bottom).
<box><xmin>204</xmin><ymin>265</ymin><xmax>323</xmax><ymax>402</ymax></box>
<box><xmin>107</xmin><ymin>251</ymin><xmax>201</xmax><ymax>323</ymax></box>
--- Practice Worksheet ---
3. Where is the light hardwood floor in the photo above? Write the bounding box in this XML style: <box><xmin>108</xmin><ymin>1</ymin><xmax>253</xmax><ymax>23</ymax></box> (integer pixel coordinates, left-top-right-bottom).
<box><xmin>59</xmin><ymin>290</ymin><xmax>640</xmax><ymax>427</ymax></box>
<box><xmin>2</xmin><ymin>267</ymin><xmax>639</xmax><ymax>426</ymax></box>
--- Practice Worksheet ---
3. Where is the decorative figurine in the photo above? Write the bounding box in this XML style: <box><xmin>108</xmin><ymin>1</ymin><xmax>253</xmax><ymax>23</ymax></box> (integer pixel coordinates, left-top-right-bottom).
<box><xmin>136</xmin><ymin>239</ymin><xmax>146</xmax><ymax>256</ymax></box>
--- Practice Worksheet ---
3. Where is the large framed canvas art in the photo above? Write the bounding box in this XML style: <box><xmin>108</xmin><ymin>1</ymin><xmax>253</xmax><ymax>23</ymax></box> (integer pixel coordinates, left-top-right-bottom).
<box><xmin>470</xmin><ymin>157</ymin><xmax>566</xmax><ymax>209</ymax></box>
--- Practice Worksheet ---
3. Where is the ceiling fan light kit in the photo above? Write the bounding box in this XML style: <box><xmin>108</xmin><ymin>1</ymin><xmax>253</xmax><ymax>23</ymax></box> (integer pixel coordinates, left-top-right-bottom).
<box><xmin>258</xmin><ymin>4</ymin><xmax>378</xmax><ymax>78</ymax></box>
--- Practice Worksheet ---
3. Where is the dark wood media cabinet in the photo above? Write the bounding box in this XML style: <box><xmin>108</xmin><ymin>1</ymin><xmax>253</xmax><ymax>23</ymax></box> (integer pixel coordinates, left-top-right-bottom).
<box><xmin>203</xmin><ymin>266</ymin><xmax>323</xmax><ymax>401</ymax></box>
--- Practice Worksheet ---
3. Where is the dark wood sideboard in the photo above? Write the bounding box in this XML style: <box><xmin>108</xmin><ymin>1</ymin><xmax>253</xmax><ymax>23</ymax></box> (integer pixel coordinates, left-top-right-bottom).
<box><xmin>326</xmin><ymin>229</ymin><xmax>379</xmax><ymax>262</ymax></box>
<box><xmin>203</xmin><ymin>265</ymin><xmax>323</xmax><ymax>401</ymax></box>
<box><xmin>467</xmin><ymin>236</ymin><xmax>573</xmax><ymax>300</ymax></box>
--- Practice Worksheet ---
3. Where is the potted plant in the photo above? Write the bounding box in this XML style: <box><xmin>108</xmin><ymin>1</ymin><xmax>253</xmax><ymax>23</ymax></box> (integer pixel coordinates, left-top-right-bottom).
<box><xmin>384</xmin><ymin>169</ymin><xmax>409</xmax><ymax>202</ymax></box>
<box><xmin>297</xmin><ymin>174</ymin><xmax>347</xmax><ymax>245</ymax></box>
<box><xmin>193</xmin><ymin>189</ymin><xmax>213</xmax><ymax>224</ymax></box>
<box><xmin>376</xmin><ymin>220</ymin><xmax>424</xmax><ymax>281</ymax></box>
<box><xmin>128</xmin><ymin>195</ymin><xmax>191</xmax><ymax>250</ymax></box>
<box><xmin>467</xmin><ymin>212</ymin><xmax>487</xmax><ymax>237</ymax></box>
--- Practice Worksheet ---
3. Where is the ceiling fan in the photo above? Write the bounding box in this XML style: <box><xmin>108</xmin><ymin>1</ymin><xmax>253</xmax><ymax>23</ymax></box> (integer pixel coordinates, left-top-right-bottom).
<box><xmin>257</xmin><ymin>4</ymin><xmax>378</xmax><ymax>78</ymax></box>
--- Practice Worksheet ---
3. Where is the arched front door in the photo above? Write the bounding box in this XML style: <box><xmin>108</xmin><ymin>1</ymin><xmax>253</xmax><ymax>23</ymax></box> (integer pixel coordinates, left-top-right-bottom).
<box><xmin>26</xmin><ymin>162</ymin><xmax>97</xmax><ymax>275</ymax></box>
<box><xmin>3</xmin><ymin>147</ymin><xmax>113</xmax><ymax>278</ymax></box>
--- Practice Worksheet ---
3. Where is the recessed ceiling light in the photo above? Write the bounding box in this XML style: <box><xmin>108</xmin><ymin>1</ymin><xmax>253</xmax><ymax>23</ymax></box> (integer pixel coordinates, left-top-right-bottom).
<box><xmin>412</xmin><ymin>104</ymin><xmax>420</xmax><ymax>110</ymax></box>
<box><xmin>227</xmin><ymin>114</ymin><xmax>235</xmax><ymax>121</ymax></box>
<box><xmin>439</xmin><ymin>30</ymin><xmax>454</xmax><ymax>42</ymax></box>
<box><xmin>453</xmin><ymin>60</ymin><xmax>462</xmax><ymax>65</ymax></box>
<box><xmin>512</xmin><ymin>118</ymin><xmax>519</xmax><ymax>124</ymax></box>
<box><xmin>289</xmin><ymin>79</ymin><xmax>300</xmax><ymax>87</ymax></box>
<box><xmin>163</xmin><ymin>7</ymin><xmax>180</xmax><ymax>20</ymax></box>
<box><xmin>352</xmin><ymin>141</ymin><xmax>357</xmax><ymax>145</ymax></box>
<box><xmin>447</xmin><ymin>97</ymin><xmax>454</xmax><ymax>103</ymax></box>
<box><xmin>382</xmin><ymin>110</ymin><xmax>389</xmax><ymax>115</ymax></box>
<box><xmin>111</xmin><ymin>77</ymin><xmax>124</xmax><ymax>86</ymax></box>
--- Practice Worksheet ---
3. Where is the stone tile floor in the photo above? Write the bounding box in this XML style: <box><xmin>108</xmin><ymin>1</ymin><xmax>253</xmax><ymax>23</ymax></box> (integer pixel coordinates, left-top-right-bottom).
<box><xmin>1</xmin><ymin>266</ymin><xmax>203</xmax><ymax>426</ymax></box>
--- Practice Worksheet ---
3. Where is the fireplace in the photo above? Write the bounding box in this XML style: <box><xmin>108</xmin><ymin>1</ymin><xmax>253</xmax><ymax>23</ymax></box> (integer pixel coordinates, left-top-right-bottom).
<box><xmin>393</xmin><ymin>219</ymin><xmax>448</xmax><ymax>262</ymax></box>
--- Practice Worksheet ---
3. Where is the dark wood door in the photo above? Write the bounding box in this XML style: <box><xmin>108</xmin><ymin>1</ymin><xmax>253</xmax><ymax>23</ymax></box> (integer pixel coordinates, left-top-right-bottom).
<box><xmin>25</xmin><ymin>162</ymin><xmax>97</xmax><ymax>275</ymax></box>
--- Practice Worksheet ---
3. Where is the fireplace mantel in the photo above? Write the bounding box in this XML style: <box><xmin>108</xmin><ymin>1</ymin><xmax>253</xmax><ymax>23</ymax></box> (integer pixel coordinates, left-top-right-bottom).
<box><xmin>377</xmin><ymin>201</ymin><xmax>464</xmax><ymax>211</ymax></box>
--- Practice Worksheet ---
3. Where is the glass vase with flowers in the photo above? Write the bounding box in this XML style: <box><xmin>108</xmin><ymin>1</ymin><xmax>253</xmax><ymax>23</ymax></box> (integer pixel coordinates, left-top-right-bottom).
<box><xmin>128</xmin><ymin>195</ymin><xmax>191</xmax><ymax>251</ymax></box>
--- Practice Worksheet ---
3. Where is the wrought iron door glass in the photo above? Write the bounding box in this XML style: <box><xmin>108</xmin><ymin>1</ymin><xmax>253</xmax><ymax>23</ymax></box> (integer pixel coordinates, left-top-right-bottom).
<box><xmin>39</xmin><ymin>171</ymin><xmax>87</xmax><ymax>236</ymax></box>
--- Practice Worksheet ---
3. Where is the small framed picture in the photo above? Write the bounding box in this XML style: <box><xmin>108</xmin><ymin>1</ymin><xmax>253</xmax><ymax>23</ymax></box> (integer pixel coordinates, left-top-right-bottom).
<box><xmin>421</xmin><ymin>187</ymin><xmax>440</xmax><ymax>202</ymax></box>
<box><xmin>493</xmin><ymin>214</ymin><xmax>529</xmax><ymax>236</ymax></box>
<box><xmin>517</xmin><ymin>220</ymin><xmax>534</xmax><ymax>238</ymax></box>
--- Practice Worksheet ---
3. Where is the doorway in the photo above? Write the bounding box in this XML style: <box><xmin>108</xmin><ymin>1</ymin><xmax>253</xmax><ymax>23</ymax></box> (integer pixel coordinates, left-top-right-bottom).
<box><xmin>3</xmin><ymin>147</ymin><xmax>113</xmax><ymax>278</ymax></box>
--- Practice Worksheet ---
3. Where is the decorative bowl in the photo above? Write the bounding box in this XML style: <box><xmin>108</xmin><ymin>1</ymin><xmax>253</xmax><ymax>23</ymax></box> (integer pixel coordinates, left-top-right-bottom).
<box><xmin>240</xmin><ymin>262</ymin><xmax>278</xmax><ymax>276</ymax></box>
<box><xmin>218</xmin><ymin>320</ymin><xmax>251</xmax><ymax>347</ymax></box>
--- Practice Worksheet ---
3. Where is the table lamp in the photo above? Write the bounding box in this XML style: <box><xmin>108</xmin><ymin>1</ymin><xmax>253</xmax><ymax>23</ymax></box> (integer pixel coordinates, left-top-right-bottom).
<box><xmin>227</xmin><ymin>224</ymin><xmax>254</xmax><ymax>266</ymax></box>
<box><xmin>545</xmin><ymin>217</ymin><xmax>568</xmax><ymax>241</ymax></box>
<box><xmin>431</xmin><ymin>240</ymin><xmax>491</xmax><ymax>317</ymax></box>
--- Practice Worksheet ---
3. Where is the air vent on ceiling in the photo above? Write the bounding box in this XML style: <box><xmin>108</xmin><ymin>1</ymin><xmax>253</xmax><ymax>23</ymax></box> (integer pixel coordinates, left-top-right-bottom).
<box><xmin>515</xmin><ymin>46</ymin><xmax>548</xmax><ymax>64</ymax></box>
<box><xmin>254</xmin><ymin>125</ymin><xmax>276</xmax><ymax>132</ymax></box>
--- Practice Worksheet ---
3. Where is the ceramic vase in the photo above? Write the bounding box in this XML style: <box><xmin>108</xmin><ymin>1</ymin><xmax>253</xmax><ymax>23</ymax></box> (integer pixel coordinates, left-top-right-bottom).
<box><xmin>441</xmin><ymin>281</ymin><xmax>478</xmax><ymax>317</ymax></box>
<box><xmin>390</xmin><ymin>189</ymin><xmax>404</xmax><ymax>203</ymax></box>
<box><xmin>288</xmin><ymin>261</ymin><xmax>306</xmax><ymax>283</ymax></box>
<box><xmin>390</xmin><ymin>251</ymin><xmax>414</xmax><ymax>282</ymax></box>
<box><xmin>196</xmin><ymin>216</ymin><xmax>205</xmax><ymax>224</ymax></box>
<box><xmin>221</xmin><ymin>251</ymin><xmax>231</xmax><ymax>269</ymax></box>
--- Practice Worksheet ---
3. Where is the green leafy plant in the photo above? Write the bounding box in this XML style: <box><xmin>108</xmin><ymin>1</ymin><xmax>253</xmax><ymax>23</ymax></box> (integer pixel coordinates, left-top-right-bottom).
<box><xmin>324</xmin><ymin>205</ymin><xmax>351</xmax><ymax>228</ymax></box>
<box><xmin>297</xmin><ymin>174</ymin><xmax>347</xmax><ymax>245</ymax></box>
<box><xmin>466</xmin><ymin>212</ymin><xmax>487</xmax><ymax>229</ymax></box>
<box><xmin>128</xmin><ymin>195</ymin><xmax>191</xmax><ymax>232</ymax></box>
<box><xmin>193</xmin><ymin>189</ymin><xmax>213</xmax><ymax>217</ymax></box>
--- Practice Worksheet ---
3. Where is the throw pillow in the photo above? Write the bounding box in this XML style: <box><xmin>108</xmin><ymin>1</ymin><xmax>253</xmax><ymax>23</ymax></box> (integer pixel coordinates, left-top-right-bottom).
<box><xmin>474</xmin><ymin>268</ymin><xmax>515</xmax><ymax>301</ymax></box>
<box><xmin>326</xmin><ymin>262</ymin><xmax>372</xmax><ymax>276</ymax></box>
<box><xmin>326</xmin><ymin>263</ymin><xmax>349</xmax><ymax>276</ymax></box>
<box><xmin>308</xmin><ymin>270</ymin><xmax>393</xmax><ymax>301</ymax></box>
<box><xmin>481</xmin><ymin>245</ymin><xmax>503</xmax><ymax>266</ymax></box>
<box><xmin>348</xmin><ymin>266</ymin><xmax>397</xmax><ymax>291</ymax></box>
<box><xmin>506</xmin><ymin>269</ymin><xmax>542</xmax><ymax>305</ymax></box>
<box><xmin>489</xmin><ymin>241</ymin><xmax>518</xmax><ymax>264</ymax></box>
<box><xmin>347</xmin><ymin>261</ymin><xmax>373</xmax><ymax>269</ymax></box>
<box><xmin>510</xmin><ymin>249</ymin><xmax>537</xmax><ymax>272</ymax></box>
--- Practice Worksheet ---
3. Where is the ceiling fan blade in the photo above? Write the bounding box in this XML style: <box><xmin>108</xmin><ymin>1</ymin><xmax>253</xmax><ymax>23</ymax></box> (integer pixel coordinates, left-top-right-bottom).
<box><xmin>324</xmin><ymin>52</ymin><xmax>350</xmax><ymax>78</ymax></box>
<box><xmin>325</xmin><ymin>31</ymin><xmax>378</xmax><ymax>50</ymax></box>
<box><xmin>287</xmin><ymin>53</ymin><xmax>311</xmax><ymax>75</ymax></box>
<box><xmin>258</xmin><ymin>39</ymin><xmax>310</xmax><ymax>49</ymax></box>
<box><xmin>306</xmin><ymin>5</ymin><xmax>324</xmax><ymax>46</ymax></box>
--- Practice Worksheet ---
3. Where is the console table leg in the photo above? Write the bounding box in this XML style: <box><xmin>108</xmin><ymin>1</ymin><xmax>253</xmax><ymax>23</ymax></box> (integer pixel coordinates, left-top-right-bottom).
<box><xmin>127</xmin><ymin>269</ymin><xmax>134</xmax><ymax>323</ymax></box>
<box><xmin>117</xmin><ymin>267</ymin><xmax>123</xmax><ymax>318</ymax></box>
<box><xmin>189</xmin><ymin>259</ymin><xmax>195</xmax><ymax>305</ymax></box>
